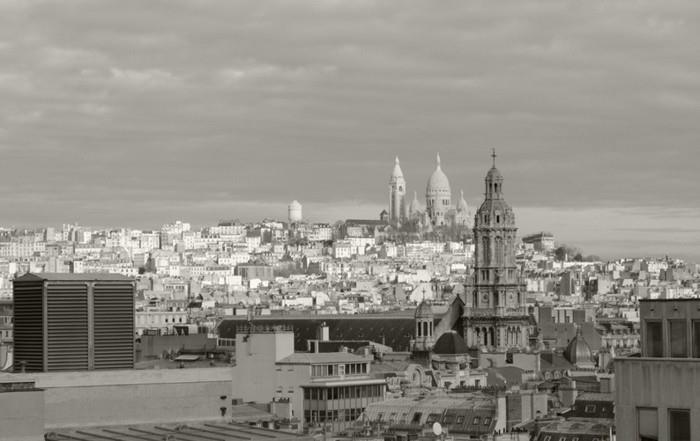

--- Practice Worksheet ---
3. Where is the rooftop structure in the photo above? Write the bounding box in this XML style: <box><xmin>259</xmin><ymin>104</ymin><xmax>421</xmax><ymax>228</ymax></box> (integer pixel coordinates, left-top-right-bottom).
<box><xmin>13</xmin><ymin>272</ymin><xmax>135</xmax><ymax>372</ymax></box>
<box><xmin>46</xmin><ymin>421</ymin><xmax>313</xmax><ymax>441</ymax></box>
<box><xmin>615</xmin><ymin>298</ymin><xmax>699</xmax><ymax>440</ymax></box>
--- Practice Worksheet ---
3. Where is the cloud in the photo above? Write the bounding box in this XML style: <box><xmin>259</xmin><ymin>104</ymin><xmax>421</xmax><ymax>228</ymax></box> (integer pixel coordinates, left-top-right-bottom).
<box><xmin>108</xmin><ymin>67</ymin><xmax>181</xmax><ymax>88</ymax></box>
<box><xmin>0</xmin><ymin>0</ymin><xmax>698</xmax><ymax>259</ymax></box>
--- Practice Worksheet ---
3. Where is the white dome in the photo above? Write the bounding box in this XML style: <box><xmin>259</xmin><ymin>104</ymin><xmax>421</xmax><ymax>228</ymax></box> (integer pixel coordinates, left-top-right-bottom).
<box><xmin>426</xmin><ymin>153</ymin><xmax>451</xmax><ymax>195</ymax></box>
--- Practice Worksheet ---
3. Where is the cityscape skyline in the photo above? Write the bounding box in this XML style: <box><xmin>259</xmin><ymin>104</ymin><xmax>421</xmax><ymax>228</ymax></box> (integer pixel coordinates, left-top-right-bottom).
<box><xmin>1</xmin><ymin>0</ymin><xmax>699</xmax><ymax>260</ymax></box>
<box><xmin>1</xmin><ymin>149</ymin><xmax>698</xmax><ymax>262</ymax></box>
<box><xmin>2</xmin><ymin>1</ymin><xmax>700</xmax><ymax>439</ymax></box>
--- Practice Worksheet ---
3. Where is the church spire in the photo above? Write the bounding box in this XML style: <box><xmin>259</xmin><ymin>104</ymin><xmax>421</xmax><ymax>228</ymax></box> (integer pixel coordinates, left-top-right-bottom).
<box><xmin>491</xmin><ymin>148</ymin><xmax>497</xmax><ymax>168</ymax></box>
<box><xmin>391</xmin><ymin>156</ymin><xmax>404</xmax><ymax>179</ymax></box>
<box><xmin>436</xmin><ymin>152</ymin><xmax>441</xmax><ymax>168</ymax></box>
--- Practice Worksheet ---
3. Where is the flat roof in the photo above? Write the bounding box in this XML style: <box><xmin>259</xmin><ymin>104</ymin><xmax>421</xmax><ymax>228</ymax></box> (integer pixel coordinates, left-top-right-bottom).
<box><xmin>46</xmin><ymin>421</ymin><xmax>313</xmax><ymax>441</ymax></box>
<box><xmin>15</xmin><ymin>272</ymin><xmax>134</xmax><ymax>282</ymax></box>
<box><xmin>277</xmin><ymin>352</ymin><xmax>367</xmax><ymax>364</ymax></box>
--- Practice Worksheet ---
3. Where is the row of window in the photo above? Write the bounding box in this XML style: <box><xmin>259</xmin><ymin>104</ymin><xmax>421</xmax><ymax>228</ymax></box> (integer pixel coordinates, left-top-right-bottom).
<box><xmin>541</xmin><ymin>436</ymin><xmax>598</xmax><ymax>441</ymax></box>
<box><xmin>645</xmin><ymin>319</ymin><xmax>700</xmax><ymax>358</ymax></box>
<box><xmin>481</xmin><ymin>213</ymin><xmax>503</xmax><ymax>224</ymax></box>
<box><xmin>477</xmin><ymin>269</ymin><xmax>516</xmax><ymax>283</ymax></box>
<box><xmin>425</xmin><ymin>200</ymin><xmax>451</xmax><ymax>208</ymax></box>
<box><xmin>638</xmin><ymin>407</ymin><xmax>690</xmax><ymax>441</ymax></box>
<box><xmin>304</xmin><ymin>408</ymin><xmax>363</xmax><ymax>424</ymax></box>
<box><xmin>442</xmin><ymin>415</ymin><xmax>491</xmax><ymax>427</ymax></box>
<box><xmin>310</xmin><ymin>362</ymin><xmax>368</xmax><ymax>377</ymax></box>
<box><xmin>303</xmin><ymin>384</ymin><xmax>383</xmax><ymax>400</ymax></box>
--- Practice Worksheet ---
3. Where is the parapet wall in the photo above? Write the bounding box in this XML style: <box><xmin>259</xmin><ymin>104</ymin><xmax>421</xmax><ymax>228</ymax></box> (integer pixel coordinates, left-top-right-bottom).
<box><xmin>1</xmin><ymin>367</ymin><xmax>233</xmax><ymax>429</ymax></box>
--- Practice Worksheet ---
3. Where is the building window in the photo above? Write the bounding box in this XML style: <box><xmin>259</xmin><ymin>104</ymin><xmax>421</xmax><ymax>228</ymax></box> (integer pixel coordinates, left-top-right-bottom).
<box><xmin>585</xmin><ymin>404</ymin><xmax>596</xmax><ymax>413</ymax></box>
<box><xmin>693</xmin><ymin>320</ymin><xmax>700</xmax><ymax>358</ymax></box>
<box><xmin>472</xmin><ymin>417</ymin><xmax>480</xmax><ymax>425</ymax></box>
<box><xmin>637</xmin><ymin>407</ymin><xmax>658</xmax><ymax>441</ymax></box>
<box><xmin>645</xmin><ymin>321</ymin><xmax>663</xmax><ymax>357</ymax></box>
<box><xmin>669</xmin><ymin>409</ymin><xmax>690</xmax><ymax>441</ymax></box>
<box><xmin>669</xmin><ymin>320</ymin><xmax>688</xmax><ymax>357</ymax></box>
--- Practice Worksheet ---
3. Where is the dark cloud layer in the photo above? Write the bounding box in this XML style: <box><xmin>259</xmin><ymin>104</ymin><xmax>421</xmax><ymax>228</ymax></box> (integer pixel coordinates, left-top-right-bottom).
<box><xmin>0</xmin><ymin>0</ymin><xmax>699</xmax><ymax>259</ymax></box>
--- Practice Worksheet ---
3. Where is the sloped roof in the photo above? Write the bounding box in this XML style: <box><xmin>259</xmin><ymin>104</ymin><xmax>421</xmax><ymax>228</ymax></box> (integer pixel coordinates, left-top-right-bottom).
<box><xmin>219</xmin><ymin>315</ymin><xmax>433</xmax><ymax>352</ymax></box>
<box><xmin>433</xmin><ymin>331</ymin><xmax>469</xmax><ymax>355</ymax></box>
<box><xmin>15</xmin><ymin>272</ymin><xmax>133</xmax><ymax>282</ymax></box>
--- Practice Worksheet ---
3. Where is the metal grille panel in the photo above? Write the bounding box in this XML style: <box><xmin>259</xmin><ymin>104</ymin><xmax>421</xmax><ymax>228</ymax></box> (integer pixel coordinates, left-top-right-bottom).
<box><xmin>93</xmin><ymin>282</ymin><xmax>135</xmax><ymax>369</ymax></box>
<box><xmin>12</xmin><ymin>281</ymin><xmax>44</xmax><ymax>372</ymax></box>
<box><xmin>46</xmin><ymin>283</ymin><xmax>89</xmax><ymax>371</ymax></box>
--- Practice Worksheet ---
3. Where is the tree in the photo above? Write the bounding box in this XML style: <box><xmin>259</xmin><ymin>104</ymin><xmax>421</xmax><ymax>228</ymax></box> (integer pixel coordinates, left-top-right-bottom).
<box><xmin>554</xmin><ymin>243</ymin><xmax>581</xmax><ymax>262</ymax></box>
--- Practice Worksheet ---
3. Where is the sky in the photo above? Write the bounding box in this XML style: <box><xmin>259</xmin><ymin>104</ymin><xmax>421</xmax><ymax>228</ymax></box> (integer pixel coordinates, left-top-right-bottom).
<box><xmin>0</xmin><ymin>0</ymin><xmax>699</xmax><ymax>260</ymax></box>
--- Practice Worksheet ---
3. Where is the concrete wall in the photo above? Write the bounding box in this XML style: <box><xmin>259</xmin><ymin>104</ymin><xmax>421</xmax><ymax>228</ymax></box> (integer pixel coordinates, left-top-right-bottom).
<box><xmin>232</xmin><ymin>331</ymin><xmax>294</xmax><ymax>406</ymax></box>
<box><xmin>0</xmin><ymin>389</ymin><xmax>45</xmax><ymax>441</ymax></box>
<box><xmin>137</xmin><ymin>333</ymin><xmax>216</xmax><ymax>359</ymax></box>
<box><xmin>276</xmin><ymin>363</ymin><xmax>310</xmax><ymax>421</ymax></box>
<box><xmin>615</xmin><ymin>357</ymin><xmax>700</xmax><ymax>441</ymax></box>
<box><xmin>2</xmin><ymin>367</ymin><xmax>233</xmax><ymax>429</ymax></box>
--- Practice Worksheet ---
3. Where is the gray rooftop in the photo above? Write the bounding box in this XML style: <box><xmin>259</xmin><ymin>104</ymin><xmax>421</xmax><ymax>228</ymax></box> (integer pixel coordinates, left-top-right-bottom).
<box><xmin>46</xmin><ymin>421</ymin><xmax>312</xmax><ymax>441</ymax></box>
<box><xmin>277</xmin><ymin>352</ymin><xmax>368</xmax><ymax>364</ymax></box>
<box><xmin>15</xmin><ymin>272</ymin><xmax>134</xmax><ymax>282</ymax></box>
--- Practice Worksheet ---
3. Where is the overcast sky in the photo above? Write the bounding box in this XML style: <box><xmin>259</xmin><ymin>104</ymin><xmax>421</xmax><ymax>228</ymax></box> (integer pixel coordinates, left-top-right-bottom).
<box><xmin>0</xmin><ymin>0</ymin><xmax>699</xmax><ymax>260</ymax></box>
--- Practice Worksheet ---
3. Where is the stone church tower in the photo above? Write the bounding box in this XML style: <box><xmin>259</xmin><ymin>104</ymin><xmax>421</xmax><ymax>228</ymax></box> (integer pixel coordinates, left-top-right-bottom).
<box><xmin>463</xmin><ymin>150</ymin><xmax>532</xmax><ymax>350</ymax></box>
<box><xmin>389</xmin><ymin>157</ymin><xmax>406</xmax><ymax>225</ymax></box>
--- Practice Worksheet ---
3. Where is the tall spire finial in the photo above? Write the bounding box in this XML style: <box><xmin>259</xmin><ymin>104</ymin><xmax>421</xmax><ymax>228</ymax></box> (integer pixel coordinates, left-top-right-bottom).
<box><xmin>491</xmin><ymin>148</ymin><xmax>497</xmax><ymax>167</ymax></box>
<box><xmin>395</xmin><ymin>156</ymin><xmax>400</xmax><ymax>165</ymax></box>
<box><xmin>436</xmin><ymin>152</ymin><xmax>441</xmax><ymax>167</ymax></box>
<box><xmin>460</xmin><ymin>189</ymin><xmax>464</xmax><ymax>198</ymax></box>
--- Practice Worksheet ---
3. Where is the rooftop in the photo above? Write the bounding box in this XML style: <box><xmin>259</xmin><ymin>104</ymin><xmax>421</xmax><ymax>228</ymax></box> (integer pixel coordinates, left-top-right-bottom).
<box><xmin>15</xmin><ymin>272</ymin><xmax>134</xmax><ymax>282</ymax></box>
<box><xmin>277</xmin><ymin>352</ymin><xmax>368</xmax><ymax>365</ymax></box>
<box><xmin>45</xmin><ymin>421</ymin><xmax>312</xmax><ymax>441</ymax></box>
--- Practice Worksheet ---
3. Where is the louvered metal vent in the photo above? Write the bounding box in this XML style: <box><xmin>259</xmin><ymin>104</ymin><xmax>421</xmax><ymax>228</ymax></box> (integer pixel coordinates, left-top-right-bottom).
<box><xmin>46</xmin><ymin>283</ymin><xmax>89</xmax><ymax>371</ymax></box>
<box><xmin>93</xmin><ymin>282</ymin><xmax>134</xmax><ymax>369</ymax></box>
<box><xmin>12</xmin><ymin>281</ymin><xmax>44</xmax><ymax>372</ymax></box>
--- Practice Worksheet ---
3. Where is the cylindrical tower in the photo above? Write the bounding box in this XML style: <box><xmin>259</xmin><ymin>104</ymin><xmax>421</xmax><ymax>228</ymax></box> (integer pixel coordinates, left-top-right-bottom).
<box><xmin>288</xmin><ymin>200</ymin><xmax>302</xmax><ymax>224</ymax></box>
<box><xmin>389</xmin><ymin>156</ymin><xmax>406</xmax><ymax>225</ymax></box>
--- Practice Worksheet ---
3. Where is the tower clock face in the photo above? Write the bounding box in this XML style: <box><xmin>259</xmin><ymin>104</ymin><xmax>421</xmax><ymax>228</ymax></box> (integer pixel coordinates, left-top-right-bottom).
<box><xmin>481</xmin><ymin>292</ymin><xmax>489</xmax><ymax>306</ymax></box>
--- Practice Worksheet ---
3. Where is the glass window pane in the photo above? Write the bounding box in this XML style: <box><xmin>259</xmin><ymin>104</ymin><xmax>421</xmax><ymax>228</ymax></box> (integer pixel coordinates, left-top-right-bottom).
<box><xmin>638</xmin><ymin>407</ymin><xmax>658</xmax><ymax>441</ymax></box>
<box><xmin>669</xmin><ymin>409</ymin><xmax>690</xmax><ymax>441</ymax></box>
<box><xmin>670</xmin><ymin>320</ymin><xmax>688</xmax><ymax>358</ymax></box>
<box><xmin>693</xmin><ymin>321</ymin><xmax>700</xmax><ymax>358</ymax></box>
<box><xmin>646</xmin><ymin>321</ymin><xmax>663</xmax><ymax>357</ymax></box>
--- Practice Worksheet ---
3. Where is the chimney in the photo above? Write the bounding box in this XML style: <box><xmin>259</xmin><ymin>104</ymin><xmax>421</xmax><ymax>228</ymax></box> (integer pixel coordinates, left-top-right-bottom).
<box><xmin>317</xmin><ymin>322</ymin><xmax>330</xmax><ymax>341</ymax></box>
